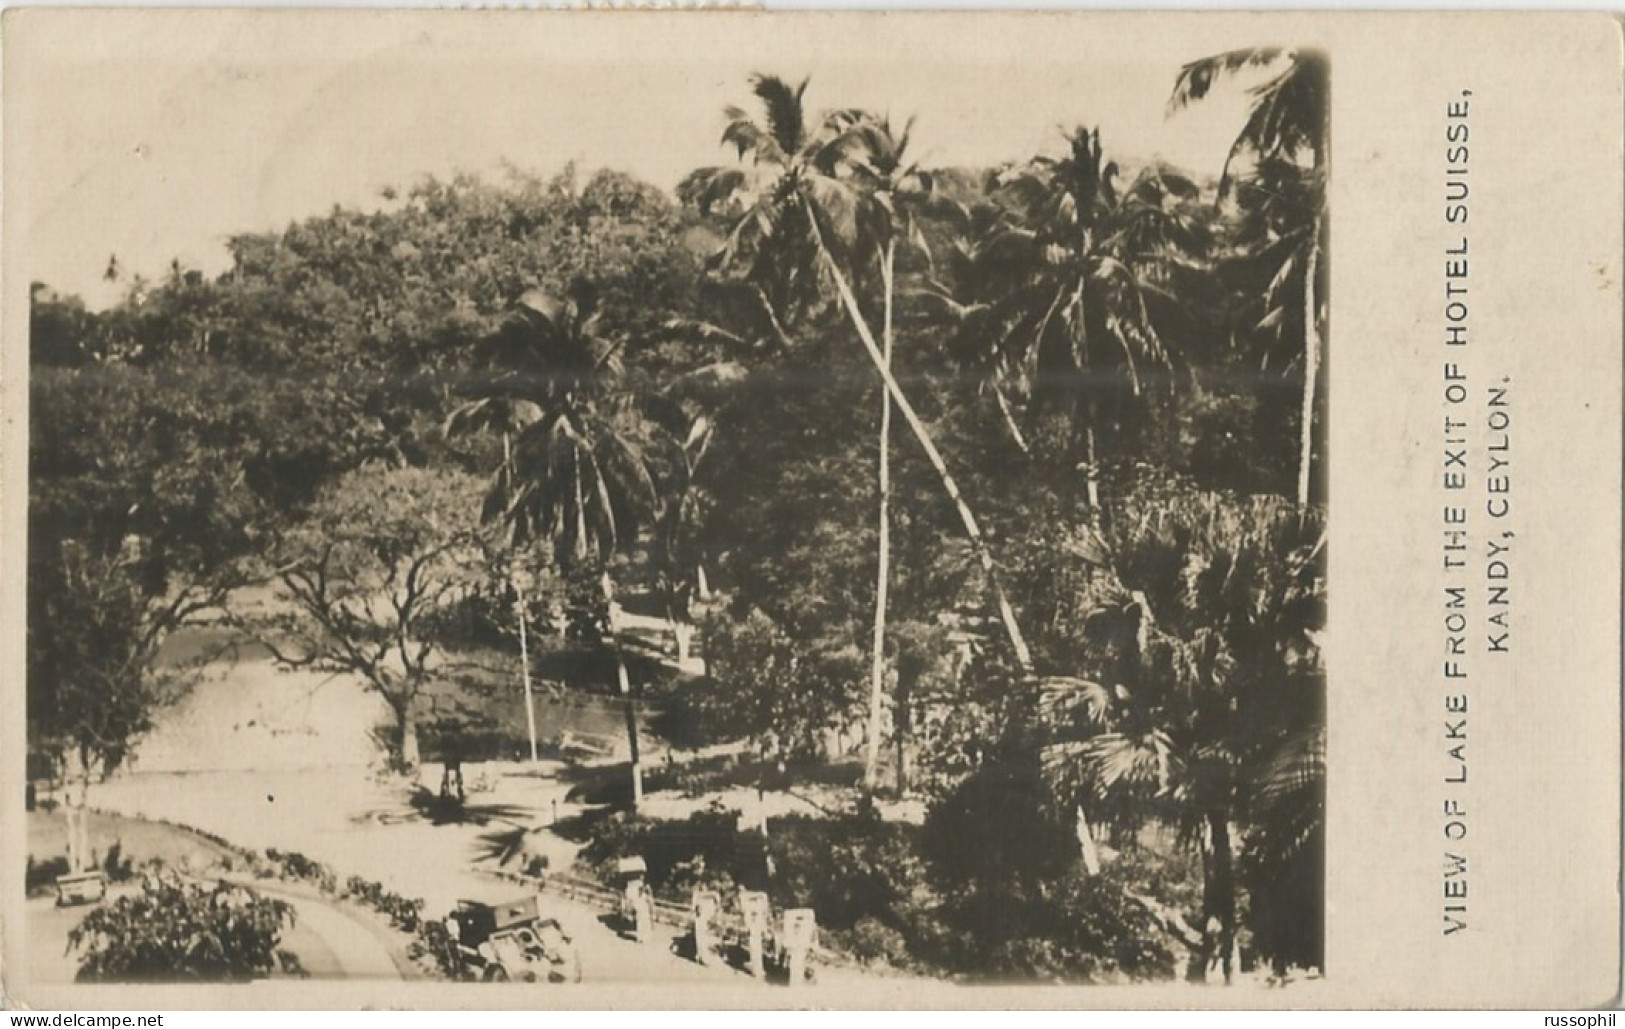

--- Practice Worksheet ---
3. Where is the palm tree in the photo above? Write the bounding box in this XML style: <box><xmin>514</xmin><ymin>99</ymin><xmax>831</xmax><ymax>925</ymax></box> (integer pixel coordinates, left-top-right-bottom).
<box><xmin>910</xmin><ymin>197</ymin><xmax>1039</xmax><ymax>456</ymax></box>
<box><xmin>445</xmin><ymin>394</ymin><xmax>546</xmax><ymax>763</ymax></box>
<box><xmin>449</xmin><ymin>285</ymin><xmax>663</xmax><ymax>806</ymax></box>
<box><xmin>933</xmin><ymin>129</ymin><xmax>1192</xmax><ymax>527</ymax></box>
<box><xmin>1038</xmin><ymin>491</ymin><xmax>1326</xmax><ymax>982</ymax></box>
<box><xmin>1169</xmin><ymin>48</ymin><xmax>1328</xmax><ymax>505</ymax></box>
<box><xmin>831</xmin><ymin>113</ymin><xmax>942</xmax><ymax>790</ymax></box>
<box><xmin>682</xmin><ymin>74</ymin><xmax>1035</xmax><ymax>686</ymax></box>
<box><xmin>1227</xmin><ymin>156</ymin><xmax>1326</xmax><ymax>501</ymax></box>
<box><xmin>1041</xmin><ymin>669</ymin><xmax>1246</xmax><ymax>982</ymax></box>
<box><xmin>637</xmin><ymin>347</ymin><xmax>755</xmax><ymax>667</ymax></box>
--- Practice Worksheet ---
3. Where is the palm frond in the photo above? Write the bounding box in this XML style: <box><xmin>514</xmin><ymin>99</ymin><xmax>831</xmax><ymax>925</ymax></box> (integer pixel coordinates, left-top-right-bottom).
<box><xmin>721</xmin><ymin>110</ymin><xmax>787</xmax><ymax>167</ymax></box>
<box><xmin>749</xmin><ymin>74</ymin><xmax>810</xmax><ymax>156</ymax></box>
<box><xmin>677</xmin><ymin>166</ymin><xmax>753</xmax><ymax>215</ymax></box>
<box><xmin>1039</xmin><ymin>675</ymin><xmax>1115</xmax><ymax>729</ymax></box>
<box><xmin>1167</xmin><ymin>47</ymin><xmax>1285</xmax><ymax>113</ymax></box>
<box><xmin>804</xmin><ymin>175</ymin><xmax>866</xmax><ymax>256</ymax></box>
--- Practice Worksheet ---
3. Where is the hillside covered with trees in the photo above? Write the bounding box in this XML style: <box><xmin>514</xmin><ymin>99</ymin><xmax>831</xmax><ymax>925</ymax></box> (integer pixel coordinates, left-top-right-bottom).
<box><xmin>29</xmin><ymin>51</ymin><xmax>1326</xmax><ymax>984</ymax></box>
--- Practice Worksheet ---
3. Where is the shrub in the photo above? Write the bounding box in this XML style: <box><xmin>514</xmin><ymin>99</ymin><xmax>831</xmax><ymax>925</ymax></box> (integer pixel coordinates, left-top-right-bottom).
<box><xmin>342</xmin><ymin>874</ymin><xmax>424</xmax><ymax>932</ymax></box>
<box><xmin>409</xmin><ymin>917</ymin><xmax>467</xmax><ymax>980</ymax></box>
<box><xmin>67</xmin><ymin>874</ymin><xmax>295</xmax><ymax>982</ymax></box>
<box><xmin>576</xmin><ymin>804</ymin><xmax>746</xmax><ymax>899</ymax></box>
<box><xmin>103</xmin><ymin>841</ymin><xmax>134</xmax><ymax>882</ymax></box>
<box><xmin>25</xmin><ymin>855</ymin><xmax>71</xmax><ymax>894</ymax></box>
<box><xmin>921</xmin><ymin>759</ymin><xmax>1076</xmax><ymax>894</ymax></box>
<box><xmin>920</xmin><ymin>762</ymin><xmax>1190</xmax><ymax>983</ymax></box>
<box><xmin>842</xmin><ymin>916</ymin><xmax>910</xmax><ymax>967</ymax></box>
<box><xmin>930</xmin><ymin>860</ymin><xmax>1179</xmax><ymax>984</ymax></box>
<box><xmin>764</xmin><ymin>813</ymin><xmax>932</xmax><ymax>935</ymax></box>
<box><xmin>572</xmin><ymin>801</ymin><xmax>1180</xmax><ymax>982</ymax></box>
<box><xmin>263</xmin><ymin>848</ymin><xmax>337</xmax><ymax>894</ymax></box>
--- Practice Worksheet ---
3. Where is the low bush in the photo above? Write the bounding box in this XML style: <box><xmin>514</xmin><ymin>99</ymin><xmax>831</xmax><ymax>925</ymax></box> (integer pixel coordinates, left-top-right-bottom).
<box><xmin>263</xmin><ymin>848</ymin><xmax>338</xmax><ymax>894</ymax></box>
<box><xmin>574</xmin><ymin>805</ymin><xmax>936</xmax><ymax>970</ymax></box>
<box><xmin>931</xmin><ymin>862</ymin><xmax>1179</xmax><ymax>983</ymax></box>
<box><xmin>343</xmin><ymin>875</ymin><xmax>425</xmax><ymax>933</ymax></box>
<box><xmin>102</xmin><ymin>841</ymin><xmax>134</xmax><ymax>882</ymax></box>
<box><xmin>576</xmin><ymin>803</ymin><xmax>747</xmax><ymax>899</ymax></box>
<box><xmin>67</xmin><ymin>874</ymin><xmax>295</xmax><ymax>982</ymax></box>
<box><xmin>573</xmin><ymin>788</ymin><xmax>1191</xmax><ymax>981</ymax></box>
<box><xmin>25</xmin><ymin>855</ymin><xmax>71</xmax><ymax>894</ymax></box>
<box><xmin>843</xmin><ymin>916</ymin><xmax>911</xmax><ymax>967</ymax></box>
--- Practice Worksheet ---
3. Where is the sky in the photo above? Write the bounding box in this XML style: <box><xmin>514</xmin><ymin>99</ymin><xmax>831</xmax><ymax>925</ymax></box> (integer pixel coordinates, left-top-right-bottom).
<box><xmin>9</xmin><ymin>11</ymin><xmax>1273</xmax><ymax>308</ymax></box>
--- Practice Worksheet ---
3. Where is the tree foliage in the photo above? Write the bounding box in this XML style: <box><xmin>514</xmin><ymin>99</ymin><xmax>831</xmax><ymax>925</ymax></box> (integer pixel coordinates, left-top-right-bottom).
<box><xmin>246</xmin><ymin>464</ymin><xmax>490</xmax><ymax>768</ymax></box>
<box><xmin>697</xmin><ymin>607</ymin><xmax>862</xmax><ymax>764</ymax></box>
<box><xmin>68</xmin><ymin>875</ymin><xmax>296</xmax><ymax>982</ymax></box>
<box><xmin>29</xmin><ymin>54</ymin><xmax>1329</xmax><ymax>979</ymax></box>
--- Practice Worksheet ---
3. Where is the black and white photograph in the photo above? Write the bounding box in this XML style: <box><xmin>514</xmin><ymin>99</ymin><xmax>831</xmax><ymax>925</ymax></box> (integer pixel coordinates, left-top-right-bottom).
<box><xmin>6</xmin><ymin>10</ymin><xmax>1610</xmax><ymax>1009</ymax></box>
<box><xmin>20</xmin><ymin>13</ymin><xmax>1323</xmax><ymax>994</ymax></box>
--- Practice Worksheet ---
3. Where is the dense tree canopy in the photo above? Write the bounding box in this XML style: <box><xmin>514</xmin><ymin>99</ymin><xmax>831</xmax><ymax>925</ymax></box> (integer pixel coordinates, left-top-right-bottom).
<box><xmin>28</xmin><ymin>55</ymin><xmax>1326</xmax><ymax>980</ymax></box>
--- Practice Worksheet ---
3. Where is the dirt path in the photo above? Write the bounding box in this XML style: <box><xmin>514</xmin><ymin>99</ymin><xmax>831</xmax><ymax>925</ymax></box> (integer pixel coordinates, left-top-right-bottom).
<box><xmin>53</xmin><ymin>637</ymin><xmax>864</xmax><ymax>988</ymax></box>
<box><xmin>81</xmin><ymin>767</ymin><xmax>766</xmax><ymax>985</ymax></box>
<box><xmin>227</xmin><ymin>878</ymin><xmax>406</xmax><ymax>980</ymax></box>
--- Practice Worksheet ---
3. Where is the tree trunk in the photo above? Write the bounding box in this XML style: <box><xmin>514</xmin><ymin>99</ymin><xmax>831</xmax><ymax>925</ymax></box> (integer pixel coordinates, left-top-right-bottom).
<box><xmin>517</xmin><ymin>584</ymin><xmax>538</xmax><ymax>763</ymax></box>
<box><xmin>865</xmin><ymin>241</ymin><xmax>896</xmax><ymax>790</ymax></box>
<box><xmin>893</xmin><ymin>678</ymin><xmax>912</xmax><ymax>796</ymax></box>
<box><xmin>666</xmin><ymin>577</ymin><xmax>695</xmax><ymax>666</ymax></box>
<box><xmin>805</xmin><ymin>205</ymin><xmax>1033</xmax><ymax>673</ymax></box>
<box><xmin>1075</xmin><ymin>805</ymin><xmax>1102</xmax><ymax>876</ymax></box>
<box><xmin>1298</xmin><ymin>225</ymin><xmax>1322</xmax><ymax>507</ymax></box>
<box><xmin>1082</xmin><ymin>415</ymin><xmax>1103</xmax><ymax>531</ymax></box>
<box><xmin>672</xmin><ymin>618</ymin><xmax>695</xmax><ymax>666</ymax></box>
<box><xmin>1203</xmin><ymin>810</ymin><xmax>1237</xmax><ymax>985</ymax></box>
<box><xmin>693</xmin><ymin>564</ymin><xmax>711</xmax><ymax>674</ymax></box>
<box><xmin>398</xmin><ymin>707</ymin><xmax>421</xmax><ymax>771</ymax></box>
<box><xmin>505</xmin><ymin>432</ymin><xmax>540</xmax><ymax>764</ymax></box>
<box><xmin>604</xmin><ymin>572</ymin><xmax>643</xmax><ymax>808</ymax></box>
<box><xmin>66</xmin><ymin>749</ymin><xmax>93</xmax><ymax>874</ymax></box>
<box><xmin>66</xmin><ymin>804</ymin><xmax>90</xmax><ymax>874</ymax></box>
<box><xmin>993</xmin><ymin>385</ymin><xmax>1032</xmax><ymax>455</ymax></box>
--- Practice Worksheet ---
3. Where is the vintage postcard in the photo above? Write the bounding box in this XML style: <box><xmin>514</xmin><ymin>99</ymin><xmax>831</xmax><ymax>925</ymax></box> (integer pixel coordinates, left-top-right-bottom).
<box><xmin>2</xmin><ymin>9</ymin><xmax>1619</xmax><ymax>1011</ymax></box>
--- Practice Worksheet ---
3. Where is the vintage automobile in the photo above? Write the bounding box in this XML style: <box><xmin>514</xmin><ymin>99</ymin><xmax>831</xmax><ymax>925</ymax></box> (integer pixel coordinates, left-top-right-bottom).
<box><xmin>440</xmin><ymin>895</ymin><xmax>581</xmax><ymax>983</ymax></box>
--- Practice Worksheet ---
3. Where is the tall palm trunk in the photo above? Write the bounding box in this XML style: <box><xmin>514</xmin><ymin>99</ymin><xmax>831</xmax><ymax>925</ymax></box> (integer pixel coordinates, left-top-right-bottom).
<box><xmin>1082</xmin><ymin>413</ymin><xmax>1103</xmax><ymax>531</ymax></box>
<box><xmin>805</xmin><ymin>203</ymin><xmax>1034</xmax><ymax>673</ymax></box>
<box><xmin>1297</xmin><ymin>222</ymin><xmax>1322</xmax><ymax>507</ymax></box>
<box><xmin>864</xmin><ymin>241</ymin><xmax>896</xmax><ymax>790</ymax></box>
<box><xmin>505</xmin><ymin>432</ymin><xmax>540</xmax><ymax>764</ymax></box>
<box><xmin>603</xmin><ymin>571</ymin><xmax>643</xmax><ymax>808</ymax></box>
<box><xmin>992</xmin><ymin>385</ymin><xmax>1032</xmax><ymax>455</ymax></box>
<box><xmin>516</xmin><ymin>589</ymin><xmax>538</xmax><ymax>763</ymax></box>
<box><xmin>1203</xmin><ymin>810</ymin><xmax>1237</xmax><ymax>984</ymax></box>
<box><xmin>894</xmin><ymin>671</ymin><xmax>913</xmax><ymax>795</ymax></box>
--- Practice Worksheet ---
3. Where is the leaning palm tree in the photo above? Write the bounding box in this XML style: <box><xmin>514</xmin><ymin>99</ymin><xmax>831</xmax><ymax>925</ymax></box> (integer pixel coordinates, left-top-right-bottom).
<box><xmin>1169</xmin><ymin>48</ymin><xmax>1328</xmax><ymax>505</ymax></box>
<box><xmin>683</xmin><ymin>75</ymin><xmax>1035</xmax><ymax>684</ymax></box>
<box><xmin>450</xmin><ymin>286</ymin><xmax>663</xmax><ymax>807</ymax></box>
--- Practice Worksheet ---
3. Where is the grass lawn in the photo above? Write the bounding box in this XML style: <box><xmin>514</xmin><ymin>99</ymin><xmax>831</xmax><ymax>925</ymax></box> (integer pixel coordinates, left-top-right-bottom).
<box><xmin>26</xmin><ymin>807</ymin><xmax>237</xmax><ymax>894</ymax></box>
